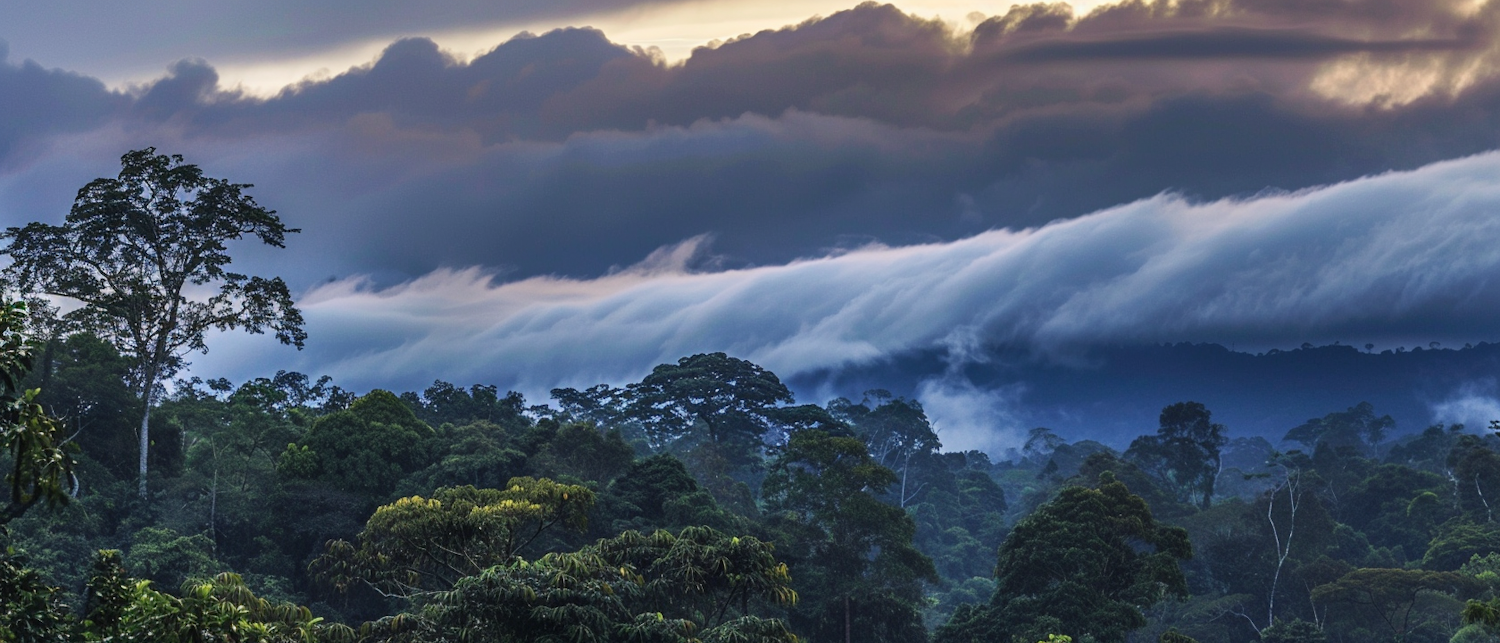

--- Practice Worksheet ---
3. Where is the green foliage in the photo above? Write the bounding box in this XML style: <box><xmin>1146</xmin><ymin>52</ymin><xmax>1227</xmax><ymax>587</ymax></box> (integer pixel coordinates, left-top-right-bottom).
<box><xmin>389</xmin><ymin>526</ymin><xmax>798</xmax><ymax>643</ymax></box>
<box><xmin>764</xmin><ymin>429</ymin><xmax>936</xmax><ymax>643</ymax></box>
<box><xmin>528</xmin><ymin>421</ymin><xmax>635</xmax><ymax>484</ymax></box>
<box><xmin>395</xmin><ymin>420</ymin><xmax>527</xmax><ymax>496</ymax></box>
<box><xmin>1342</xmin><ymin>464</ymin><xmax>1453</xmax><ymax>559</ymax></box>
<box><xmin>626</xmin><ymin>352</ymin><xmax>795</xmax><ymax>460</ymax></box>
<box><xmin>1313</xmin><ymin>568</ymin><xmax>1481</xmax><ymax>641</ymax></box>
<box><xmin>7</xmin><ymin>338</ymin><xmax>1500</xmax><ymax>643</ymax></box>
<box><xmin>1451</xmin><ymin>623</ymin><xmax>1500</xmax><ymax>643</ymax></box>
<box><xmin>1125</xmin><ymin>402</ymin><xmax>1228</xmax><ymax>509</ymax></box>
<box><xmin>401</xmin><ymin>380</ymin><xmax>529</xmax><ymax>430</ymax></box>
<box><xmin>28</xmin><ymin>332</ymin><xmax>140</xmax><ymax>479</ymax></box>
<box><xmin>1158</xmin><ymin>628</ymin><xmax>1199</xmax><ymax>643</ymax></box>
<box><xmin>1284</xmin><ymin>402</ymin><xmax>1393</xmax><ymax>455</ymax></box>
<box><xmin>1462</xmin><ymin>552</ymin><xmax>1500</xmax><ymax>588</ymax></box>
<box><xmin>312</xmin><ymin>479</ymin><xmax>594</xmax><ymax>598</ymax></box>
<box><xmin>125</xmin><ymin>527</ymin><xmax>221</xmax><ymax>590</ymax></box>
<box><xmin>0</xmin><ymin>543</ymin><xmax>73</xmax><ymax>642</ymax></box>
<box><xmin>832</xmin><ymin>394</ymin><xmax>941</xmax><ymax>506</ymax></box>
<box><xmin>1425</xmin><ymin>523</ymin><xmax>1500</xmax><ymax>571</ymax></box>
<box><xmin>613</xmin><ymin>454</ymin><xmax>703</xmax><ymax>521</ymax></box>
<box><xmin>1258</xmin><ymin>618</ymin><xmax>1326</xmax><ymax>643</ymax></box>
<box><xmin>3</xmin><ymin>148</ymin><xmax>305</xmax><ymax>499</ymax></box>
<box><xmin>83</xmin><ymin>549</ymin><xmax>355</xmax><ymax>642</ymax></box>
<box><xmin>1448</xmin><ymin>435</ymin><xmax>1500</xmax><ymax>524</ymax></box>
<box><xmin>1461</xmin><ymin>596</ymin><xmax>1500</xmax><ymax>642</ymax></box>
<box><xmin>602</xmin><ymin>453</ymin><xmax>743</xmax><ymax>535</ymax></box>
<box><xmin>937</xmin><ymin>473</ymin><xmax>1191</xmax><ymax>643</ymax></box>
<box><xmin>0</xmin><ymin>301</ymin><xmax>75</xmax><ymax>527</ymax></box>
<box><xmin>291</xmin><ymin>390</ymin><xmax>433</xmax><ymax>498</ymax></box>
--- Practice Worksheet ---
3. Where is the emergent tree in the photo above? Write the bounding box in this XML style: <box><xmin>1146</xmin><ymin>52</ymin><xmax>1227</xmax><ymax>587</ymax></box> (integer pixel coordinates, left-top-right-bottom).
<box><xmin>3</xmin><ymin>148</ymin><xmax>306</xmax><ymax>498</ymax></box>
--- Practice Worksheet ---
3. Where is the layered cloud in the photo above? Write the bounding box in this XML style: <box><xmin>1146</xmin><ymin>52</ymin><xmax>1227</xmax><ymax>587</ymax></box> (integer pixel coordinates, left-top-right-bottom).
<box><xmin>197</xmin><ymin>151</ymin><xmax>1500</xmax><ymax>412</ymax></box>
<box><xmin>8</xmin><ymin>1</ymin><xmax>1500</xmax><ymax>283</ymax></box>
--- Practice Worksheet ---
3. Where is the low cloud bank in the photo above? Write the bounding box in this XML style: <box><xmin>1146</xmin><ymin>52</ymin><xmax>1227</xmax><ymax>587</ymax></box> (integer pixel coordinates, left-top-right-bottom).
<box><xmin>197</xmin><ymin>150</ymin><xmax>1500</xmax><ymax>449</ymax></box>
<box><xmin>1431</xmin><ymin>380</ymin><xmax>1500</xmax><ymax>430</ymax></box>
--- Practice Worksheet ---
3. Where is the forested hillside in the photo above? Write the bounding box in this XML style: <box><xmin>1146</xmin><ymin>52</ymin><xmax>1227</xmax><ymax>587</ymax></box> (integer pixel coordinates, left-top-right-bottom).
<box><xmin>7</xmin><ymin>312</ymin><xmax>1500</xmax><ymax>642</ymax></box>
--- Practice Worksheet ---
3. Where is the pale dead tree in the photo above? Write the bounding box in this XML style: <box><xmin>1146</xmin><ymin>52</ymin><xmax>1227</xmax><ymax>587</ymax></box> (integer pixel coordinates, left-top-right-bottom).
<box><xmin>1264</xmin><ymin>459</ymin><xmax>1304</xmax><ymax>629</ymax></box>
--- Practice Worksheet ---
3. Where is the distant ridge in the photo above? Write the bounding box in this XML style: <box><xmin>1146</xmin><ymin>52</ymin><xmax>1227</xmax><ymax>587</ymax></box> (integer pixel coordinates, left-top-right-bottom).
<box><xmin>789</xmin><ymin>341</ymin><xmax>1500</xmax><ymax>450</ymax></box>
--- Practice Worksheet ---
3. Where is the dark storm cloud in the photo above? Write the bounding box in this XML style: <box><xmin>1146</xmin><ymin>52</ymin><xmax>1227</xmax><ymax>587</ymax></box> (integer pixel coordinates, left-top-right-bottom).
<box><xmin>0</xmin><ymin>44</ymin><xmax>127</xmax><ymax>166</ymax></box>
<box><xmin>994</xmin><ymin>27</ymin><xmax>1475</xmax><ymax>62</ymax></box>
<box><xmin>130</xmin><ymin>0</ymin><xmax>1499</xmax><ymax>136</ymax></box>
<box><xmin>0</xmin><ymin>0</ymin><xmax>675</xmax><ymax>81</ymax></box>
<box><xmin>0</xmin><ymin>0</ymin><xmax>1464</xmax><ymax>280</ymax></box>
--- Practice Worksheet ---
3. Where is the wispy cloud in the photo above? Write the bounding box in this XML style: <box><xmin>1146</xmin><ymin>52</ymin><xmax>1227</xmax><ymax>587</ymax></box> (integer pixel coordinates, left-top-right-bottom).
<box><xmin>197</xmin><ymin>151</ymin><xmax>1500</xmax><ymax>409</ymax></box>
<box><xmin>1431</xmin><ymin>379</ymin><xmax>1500</xmax><ymax>429</ymax></box>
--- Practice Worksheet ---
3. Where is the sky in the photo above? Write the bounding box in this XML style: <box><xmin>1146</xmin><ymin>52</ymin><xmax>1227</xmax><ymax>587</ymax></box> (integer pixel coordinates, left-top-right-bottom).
<box><xmin>5</xmin><ymin>0</ymin><xmax>1500</xmax><ymax>451</ymax></box>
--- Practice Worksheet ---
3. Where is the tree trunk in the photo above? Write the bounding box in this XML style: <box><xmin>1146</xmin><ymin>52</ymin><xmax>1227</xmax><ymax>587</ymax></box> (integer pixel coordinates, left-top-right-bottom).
<box><xmin>209</xmin><ymin>467</ymin><xmax>218</xmax><ymax>557</ymax></box>
<box><xmin>137</xmin><ymin>380</ymin><xmax>153</xmax><ymax>499</ymax></box>
<box><xmin>845</xmin><ymin>594</ymin><xmax>851</xmax><ymax>643</ymax></box>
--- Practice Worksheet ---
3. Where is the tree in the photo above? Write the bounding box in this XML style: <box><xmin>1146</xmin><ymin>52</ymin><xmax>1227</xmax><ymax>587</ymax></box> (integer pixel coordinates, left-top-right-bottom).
<box><xmin>1125</xmin><ymin>402</ymin><xmax>1227</xmax><ymax>509</ymax></box>
<box><xmin>1312</xmin><ymin>568</ymin><xmax>1481</xmax><ymax>641</ymax></box>
<box><xmin>311</xmin><ymin>479</ymin><xmax>594</xmax><ymax>599</ymax></box>
<box><xmin>83</xmin><ymin>549</ymin><xmax>356</xmax><ymax>643</ymax></box>
<box><xmin>1258</xmin><ymin>618</ymin><xmax>1327</xmax><ymax>643</ymax></box>
<box><xmin>527</xmin><ymin>421</ymin><xmax>635</xmax><ymax>485</ymax></box>
<box><xmin>626</xmin><ymin>353</ymin><xmax>794</xmax><ymax>458</ymax></box>
<box><xmin>762</xmin><ymin>429</ymin><xmax>937</xmax><ymax>643</ymax></box>
<box><xmin>0</xmin><ymin>301</ymin><xmax>74</xmax><ymax>526</ymax></box>
<box><xmin>3</xmin><ymin>148</ymin><xmax>306</xmax><ymax>499</ymax></box>
<box><xmin>27</xmin><ymin>332</ymin><xmax>140</xmax><ymax>479</ymax></box>
<box><xmin>936</xmin><ymin>472</ymin><xmax>1192</xmax><ymax>643</ymax></box>
<box><xmin>403</xmin><ymin>380</ymin><xmax>529</xmax><ymax>430</ymax></box>
<box><xmin>397</xmin><ymin>526</ymin><xmax>799</xmax><ymax>643</ymax></box>
<box><xmin>0</xmin><ymin>545</ymin><xmax>73</xmax><ymax>642</ymax></box>
<box><xmin>283</xmin><ymin>390</ymin><xmax>432</xmax><ymax>499</ymax></box>
<box><xmin>834</xmin><ymin>395</ymin><xmax>942</xmax><ymax>508</ymax></box>
<box><xmin>1284</xmin><ymin>402</ymin><xmax>1393</xmax><ymax>455</ymax></box>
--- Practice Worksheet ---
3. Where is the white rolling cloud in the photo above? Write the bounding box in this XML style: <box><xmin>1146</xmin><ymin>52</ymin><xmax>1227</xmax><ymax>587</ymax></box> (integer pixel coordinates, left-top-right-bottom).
<box><xmin>199</xmin><ymin>149</ymin><xmax>1500</xmax><ymax>442</ymax></box>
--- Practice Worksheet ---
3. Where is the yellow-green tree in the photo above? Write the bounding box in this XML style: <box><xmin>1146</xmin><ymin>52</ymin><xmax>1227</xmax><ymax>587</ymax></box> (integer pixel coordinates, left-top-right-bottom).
<box><xmin>312</xmin><ymin>478</ymin><xmax>594</xmax><ymax>598</ymax></box>
<box><xmin>394</xmin><ymin>526</ymin><xmax>799</xmax><ymax>643</ymax></box>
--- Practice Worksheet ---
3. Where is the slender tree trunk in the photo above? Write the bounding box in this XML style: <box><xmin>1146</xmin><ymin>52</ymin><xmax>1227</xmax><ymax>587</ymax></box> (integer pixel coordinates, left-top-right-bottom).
<box><xmin>845</xmin><ymin>595</ymin><xmax>851</xmax><ymax>643</ymax></box>
<box><xmin>138</xmin><ymin>379</ymin><xmax>154</xmax><ymax>499</ymax></box>
<box><xmin>209</xmin><ymin>467</ymin><xmax>218</xmax><ymax>558</ymax></box>
<box><xmin>1266</xmin><ymin>469</ymin><xmax>1300</xmax><ymax>628</ymax></box>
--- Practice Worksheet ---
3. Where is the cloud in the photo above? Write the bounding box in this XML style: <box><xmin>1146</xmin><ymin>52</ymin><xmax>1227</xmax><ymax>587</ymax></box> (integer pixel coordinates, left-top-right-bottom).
<box><xmin>192</xmin><ymin>151</ymin><xmax>1500</xmax><ymax>417</ymax></box>
<box><xmin>1431</xmin><ymin>380</ymin><xmax>1500</xmax><ymax>429</ymax></box>
<box><xmin>0</xmin><ymin>44</ymin><xmax>126</xmax><ymax>165</ymax></box>
<box><xmin>0</xmin><ymin>0</ymin><xmax>672</xmax><ymax>84</ymax></box>
<box><xmin>5</xmin><ymin>1</ymin><xmax>1500</xmax><ymax>282</ymax></box>
<box><xmin>10</xmin><ymin>2</ymin><xmax>1500</xmax><ymax>323</ymax></box>
<box><xmin>915</xmin><ymin>375</ymin><xmax>1029</xmax><ymax>454</ymax></box>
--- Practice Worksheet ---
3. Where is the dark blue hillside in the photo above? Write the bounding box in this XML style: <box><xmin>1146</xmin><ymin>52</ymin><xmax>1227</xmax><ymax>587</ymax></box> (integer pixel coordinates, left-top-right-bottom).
<box><xmin>790</xmin><ymin>342</ymin><xmax>1500</xmax><ymax>449</ymax></box>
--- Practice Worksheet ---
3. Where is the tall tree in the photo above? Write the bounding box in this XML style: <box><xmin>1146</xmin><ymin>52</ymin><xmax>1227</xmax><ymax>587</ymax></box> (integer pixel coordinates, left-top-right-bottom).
<box><xmin>626</xmin><ymin>352</ymin><xmax>794</xmax><ymax>457</ymax></box>
<box><xmin>1284</xmin><ymin>402</ymin><xmax>1394</xmax><ymax>456</ymax></box>
<box><xmin>1126</xmin><ymin>402</ymin><xmax>1228</xmax><ymax>509</ymax></box>
<box><xmin>936</xmin><ymin>472</ymin><xmax>1192</xmax><ymax>643</ymax></box>
<box><xmin>3</xmin><ymin>148</ymin><xmax>306</xmax><ymax>498</ymax></box>
<box><xmin>833</xmin><ymin>395</ymin><xmax>942</xmax><ymax>508</ymax></box>
<box><xmin>763</xmin><ymin>429</ymin><xmax>937</xmax><ymax>643</ymax></box>
<box><xmin>311</xmin><ymin>479</ymin><xmax>594</xmax><ymax>599</ymax></box>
